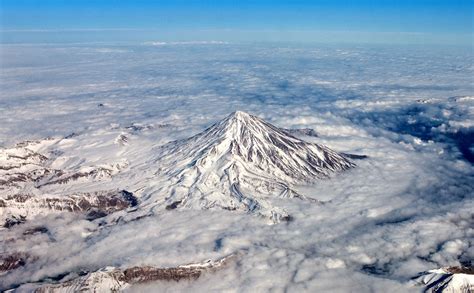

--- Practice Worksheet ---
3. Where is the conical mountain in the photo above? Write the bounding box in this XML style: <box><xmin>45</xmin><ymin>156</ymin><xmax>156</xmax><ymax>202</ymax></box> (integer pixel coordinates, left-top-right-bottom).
<box><xmin>143</xmin><ymin>111</ymin><xmax>354</xmax><ymax>222</ymax></box>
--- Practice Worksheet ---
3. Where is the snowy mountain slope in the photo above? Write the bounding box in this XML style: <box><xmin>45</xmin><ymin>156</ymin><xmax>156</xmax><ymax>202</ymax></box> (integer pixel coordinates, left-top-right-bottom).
<box><xmin>0</xmin><ymin>141</ymin><xmax>56</xmax><ymax>190</ymax></box>
<box><xmin>0</xmin><ymin>138</ymin><xmax>132</xmax><ymax>227</ymax></box>
<box><xmin>0</xmin><ymin>139</ymin><xmax>127</xmax><ymax>192</ymax></box>
<box><xmin>0</xmin><ymin>190</ymin><xmax>137</xmax><ymax>226</ymax></box>
<box><xmin>413</xmin><ymin>266</ymin><xmax>474</xmax><ymax>292</ymax></box>
<box><xmin>138</xmin><ymin>111</ymin><xmax>354</xmax><ymax>222</ymax></box>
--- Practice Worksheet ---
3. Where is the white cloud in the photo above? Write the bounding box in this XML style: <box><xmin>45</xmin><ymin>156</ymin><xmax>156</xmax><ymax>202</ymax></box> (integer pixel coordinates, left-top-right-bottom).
<box><xmin>0</xmin><ymin>43</ymin><xmax>473</xmax><ymax>291</ymax></box>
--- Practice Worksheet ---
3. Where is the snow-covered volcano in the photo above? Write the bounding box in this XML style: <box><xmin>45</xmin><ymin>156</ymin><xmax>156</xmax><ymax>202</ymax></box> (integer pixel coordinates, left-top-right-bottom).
<box><xmin>142</xmin><ymin>111</ymin><xmax>355</xmax><ymax>222</ymax></box>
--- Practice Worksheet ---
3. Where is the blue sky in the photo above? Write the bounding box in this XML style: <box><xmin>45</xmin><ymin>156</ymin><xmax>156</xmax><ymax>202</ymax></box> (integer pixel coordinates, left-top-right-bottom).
<box><xmin>1</xmin><ymin>0</ymin><xmax>473</xmax><ymax>44</ymax></box>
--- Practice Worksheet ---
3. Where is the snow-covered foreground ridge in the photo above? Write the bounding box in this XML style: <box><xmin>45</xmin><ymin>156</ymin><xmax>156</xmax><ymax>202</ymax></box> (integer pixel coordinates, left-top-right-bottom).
<box><xmin>15</xmin><ymin>254</ymin><xmax>236</xmax><ymax>292</ymax></box>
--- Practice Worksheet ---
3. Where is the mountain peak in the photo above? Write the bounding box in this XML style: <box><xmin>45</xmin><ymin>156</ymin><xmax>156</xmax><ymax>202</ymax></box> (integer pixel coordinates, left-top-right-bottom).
<box><xmin>217</xmin><ymin>110</ymin><xmax>288</xmax><ymax>144</ymax></box>
<box><xmin>221</xmin><ymin>110</ymin><xmax>257</xmax><ymax>131</ymax></box>
<box><xmin>144</xmin><ymin>111</ymin><xmax>355</xmax><ymax>222</ymax></box>
<box><xmin>230</xmin><ymin>110</ymin><xmax>250</xmax><ymax>119</ymax></box>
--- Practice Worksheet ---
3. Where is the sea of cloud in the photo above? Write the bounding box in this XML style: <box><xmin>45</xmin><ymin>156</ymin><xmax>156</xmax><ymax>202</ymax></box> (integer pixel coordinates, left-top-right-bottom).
<box><xmin>0</xmin><ymin>42</ymin><xmax>473</xmax><ymax>291</ymax></box>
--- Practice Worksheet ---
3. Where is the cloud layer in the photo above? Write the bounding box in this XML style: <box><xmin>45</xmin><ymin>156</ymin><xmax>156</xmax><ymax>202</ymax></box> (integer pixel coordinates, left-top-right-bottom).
<box><xmin>0</xmin><ymin>43</ymin><xmax>472</xmax><ymax>291</ymax></box>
